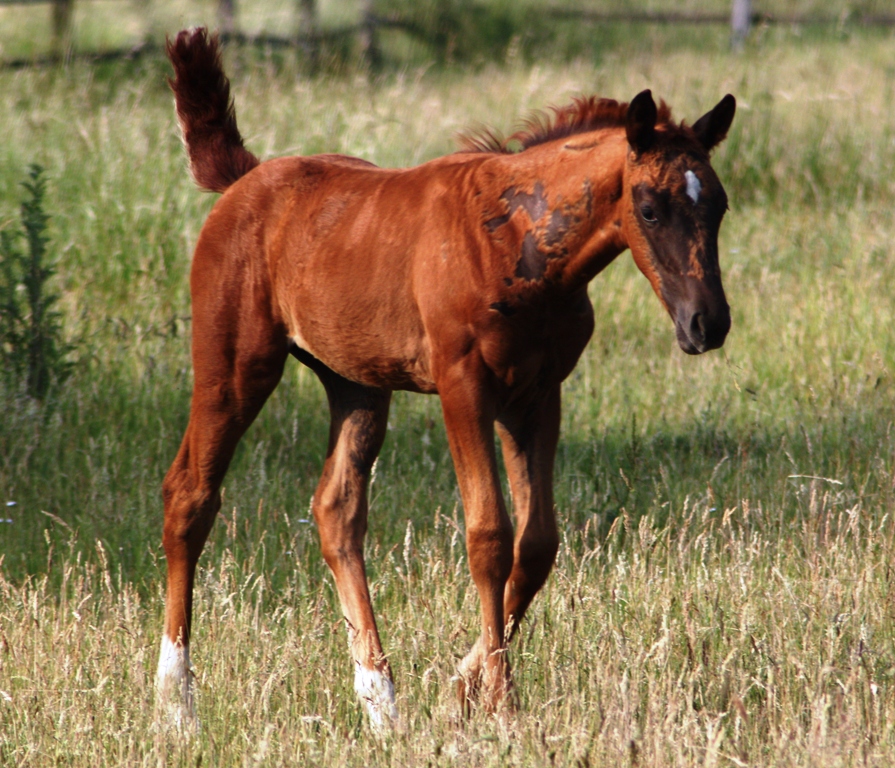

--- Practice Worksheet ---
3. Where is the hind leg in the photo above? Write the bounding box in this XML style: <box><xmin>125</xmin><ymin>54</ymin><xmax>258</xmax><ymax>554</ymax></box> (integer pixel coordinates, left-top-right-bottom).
<box><xmin>156</xmin><ymin>306</ymin><xmax>287</xmax><ymax>729</ymax></box>
<box><xmin>309</xmin><ymin>366</ymin><xmax>395</xmax><ymax>728</ymax></box>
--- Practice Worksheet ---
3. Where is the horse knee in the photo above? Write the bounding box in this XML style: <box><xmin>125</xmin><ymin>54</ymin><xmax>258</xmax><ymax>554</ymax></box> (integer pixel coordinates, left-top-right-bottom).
<box><xmin>466</xmin><ymin>520</ymin><xmax>514</xmax><ymax>584</ymax></box>
<box><xmin>516</xmin><ymin>527</ymin><xmax>559</xmax><ymax>590</ymax></box>
<box><xmin>161</xmin><ymin>472</ymin><xmax>220</xmax><ymax>558</ymax></box>
<box><xmin>312</xmin><ymin>492</ymin><xmax>368</xmax><ymax>568</ymax></box>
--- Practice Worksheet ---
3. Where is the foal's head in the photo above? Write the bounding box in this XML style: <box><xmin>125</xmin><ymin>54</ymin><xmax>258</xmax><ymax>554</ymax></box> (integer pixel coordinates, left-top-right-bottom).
<box><xmin>622</xmin><ymin>90</ymin><xmax>736</xmax><ymax>355</ymax></box>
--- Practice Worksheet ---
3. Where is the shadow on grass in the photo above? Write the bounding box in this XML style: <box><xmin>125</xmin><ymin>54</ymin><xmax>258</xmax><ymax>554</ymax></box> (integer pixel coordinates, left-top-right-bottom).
<box><xmin>3</xmin><ymin>356</ymin><xmax>893</xmax><ymax>601</ymax></box>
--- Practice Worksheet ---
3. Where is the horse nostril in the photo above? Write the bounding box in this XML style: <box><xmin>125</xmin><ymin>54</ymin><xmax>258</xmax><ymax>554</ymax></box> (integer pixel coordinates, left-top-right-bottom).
<box><xmin>689</xmin><ymin>312</ymin><xmax>706</xmax><ymax>344</ymax></box>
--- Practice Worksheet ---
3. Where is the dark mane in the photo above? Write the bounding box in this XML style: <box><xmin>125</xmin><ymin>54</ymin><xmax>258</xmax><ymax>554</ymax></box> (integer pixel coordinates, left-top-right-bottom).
<box><xmin>459</xmin><ymin>95</ymin><xmax>675</xmax><ymax>154</ymax></box>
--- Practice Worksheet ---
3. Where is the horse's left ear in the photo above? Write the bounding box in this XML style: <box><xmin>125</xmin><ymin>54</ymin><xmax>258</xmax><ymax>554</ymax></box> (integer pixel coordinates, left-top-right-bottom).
<box><xmin>692</xmin><ymin>94</ymin><xmax>736</xmax><ymax>152</ymax></box>
<box><xmin>626</xmin><ymin>90</ymin><xmax>658</xmax><ymax>154</ymax></box>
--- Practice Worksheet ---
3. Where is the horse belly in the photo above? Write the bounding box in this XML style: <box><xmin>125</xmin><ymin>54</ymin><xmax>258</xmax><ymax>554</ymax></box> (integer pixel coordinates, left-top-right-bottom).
<box><xmin>283</xmin><ymin>289</ymin><xmax>435</xmax><ymax>393</ymax></box>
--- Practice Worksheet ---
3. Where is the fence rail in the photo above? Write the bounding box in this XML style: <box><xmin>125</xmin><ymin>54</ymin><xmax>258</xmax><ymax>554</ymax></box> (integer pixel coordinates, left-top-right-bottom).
<box><xmin>547</xmin><ymin>9</ymin><xmax>895</xmax><ymax>27</ymax></box>
<box><xmin>2</xmin><ymin>0</ymin><xmax>894</xmax><ymax>68</ymax></box>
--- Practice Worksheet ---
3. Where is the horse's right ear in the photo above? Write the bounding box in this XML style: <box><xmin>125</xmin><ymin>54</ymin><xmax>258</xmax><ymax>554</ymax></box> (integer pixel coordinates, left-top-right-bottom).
<box><xmin>692</xmin><ymin>94</ymin><xmax>737</xmax><ymax>152</ymax></box>
<box><xmin>626</xmin><ymin>90</ymin><xmax>658</xmax><ymax>154</ymax></box>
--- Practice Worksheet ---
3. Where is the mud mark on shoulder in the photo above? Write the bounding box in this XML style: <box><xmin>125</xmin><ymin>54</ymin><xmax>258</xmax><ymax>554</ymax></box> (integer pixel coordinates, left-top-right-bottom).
<box><xmin>512</xmin><ymin>180</ymin><xmax>594</xmax><ymax>281</ymax></box>
<box><xmin>516</xmin><ymin>233</ymin><xmax>547</xmax><ymax>280</ymax></box>
<box><xmin>484</xmin><ymin>182</ymin><xmax>549</xmax><ymax>232</ymax></box>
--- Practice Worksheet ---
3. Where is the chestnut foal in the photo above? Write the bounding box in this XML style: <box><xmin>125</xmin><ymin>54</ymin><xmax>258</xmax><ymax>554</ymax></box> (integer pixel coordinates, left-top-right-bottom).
<box><xmin>156</xmin><ymin>28</ymin><xmax>735</xmax><ymax>729</ymax></box>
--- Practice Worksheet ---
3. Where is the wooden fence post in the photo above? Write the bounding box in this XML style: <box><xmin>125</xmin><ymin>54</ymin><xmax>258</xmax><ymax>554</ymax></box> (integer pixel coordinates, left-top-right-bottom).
<box><xmin>52</xmin><ymin>0</ymin><xmax>74</xmax><ymax>59</ymax></box>
<box><xmin>731</xmin><ymin>0</ymin><xmax>751</xmax><ymax>49</ymax></box>
<box><xmin>219</xmin><ymin>0</ymin><xmax>237</xmax><ymax>36</ymax></box>
<box><xmin>360</xmin><ymin>0</ymin><xmax>381</xmax><ymax>70</ymax></box>
<box><xmin>297</xmin><ymin>0</ymin><xmax>319</xmax><ymax>71</ymax></box>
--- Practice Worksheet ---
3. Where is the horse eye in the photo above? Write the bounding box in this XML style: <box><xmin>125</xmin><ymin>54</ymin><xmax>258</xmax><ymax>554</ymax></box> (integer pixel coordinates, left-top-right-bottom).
<box><xmin>640</xmin><ymin>204</ymin><xmax>658</xmax><ymax>226</ymax></box>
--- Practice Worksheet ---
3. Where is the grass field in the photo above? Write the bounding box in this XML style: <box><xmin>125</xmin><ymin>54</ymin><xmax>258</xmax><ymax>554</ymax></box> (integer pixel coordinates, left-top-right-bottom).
<box><xmin>1</xmin><ymin>11</ymin><xmax>895</xmax><ymax>767</ymax></box>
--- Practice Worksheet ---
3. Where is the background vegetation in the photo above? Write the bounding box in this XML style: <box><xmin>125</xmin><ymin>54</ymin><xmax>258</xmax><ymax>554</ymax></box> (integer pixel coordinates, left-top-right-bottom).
<box><xmin>1</xmin><ymin>0</ymin><xmax>894</xmax><ymax>64</ymax></box>
<box><xmin>1</xmin><ymin>3</ymin><xmax>895</xmax><ymax>765</ymax></box>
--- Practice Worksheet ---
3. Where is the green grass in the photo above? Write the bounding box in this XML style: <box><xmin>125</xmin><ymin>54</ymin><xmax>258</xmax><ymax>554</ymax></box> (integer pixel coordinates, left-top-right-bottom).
<box><xmin>1</xmin><ymin>19</ymin><xmax>895</xmax><ymax>767</ymax></box>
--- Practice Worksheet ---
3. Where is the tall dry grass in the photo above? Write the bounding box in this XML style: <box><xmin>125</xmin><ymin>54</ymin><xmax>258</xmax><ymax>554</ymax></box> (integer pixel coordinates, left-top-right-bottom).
<box><xmin>1</xmin><ymin>20</ymin><xmax>894</xmax><ymax>767</ymax></box>
<box><xmin>3</xmin><ymin>497</ymin><xmax>895</xmax><ymax>765</ymax></box>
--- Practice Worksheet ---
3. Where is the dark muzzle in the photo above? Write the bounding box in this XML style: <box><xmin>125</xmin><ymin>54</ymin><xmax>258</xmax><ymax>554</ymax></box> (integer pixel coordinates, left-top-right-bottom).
<box><xmin>675</xmin><ymin>300</ymin><xmax>730</xmax><ymax>355</ymax></box>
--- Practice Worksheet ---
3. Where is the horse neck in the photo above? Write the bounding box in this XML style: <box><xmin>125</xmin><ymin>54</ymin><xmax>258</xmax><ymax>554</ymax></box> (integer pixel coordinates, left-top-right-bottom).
<box><xmin>484</xmin><ymin>130</ymin><xmax>629</xmax><ymax>292</ymax></box>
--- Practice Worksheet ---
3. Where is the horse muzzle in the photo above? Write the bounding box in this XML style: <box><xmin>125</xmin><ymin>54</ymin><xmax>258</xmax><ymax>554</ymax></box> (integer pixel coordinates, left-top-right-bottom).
<box><xmin>674</xmin><ymin>301</ymin><xmax>731</xmax><ymax>355</ymax></box>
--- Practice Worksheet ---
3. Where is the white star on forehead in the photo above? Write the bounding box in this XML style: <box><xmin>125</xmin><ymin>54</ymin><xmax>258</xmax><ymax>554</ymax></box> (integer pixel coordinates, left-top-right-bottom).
<box><xmin>685</xmin><ymin>170</ymin><xmax>701</xmax><ymax>204</ymax></box>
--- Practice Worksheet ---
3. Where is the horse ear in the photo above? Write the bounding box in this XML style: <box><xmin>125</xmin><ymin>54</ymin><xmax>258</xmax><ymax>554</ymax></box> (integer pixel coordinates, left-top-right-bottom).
<box><xmin>692</xmin><ymin>94</ymin><xmax>736</xmax><ymax>152</ymax></box>
<box><xmin>626</xmin><ymin>90</ymin><xmax>658</xmax><ymax>154</ymax></box>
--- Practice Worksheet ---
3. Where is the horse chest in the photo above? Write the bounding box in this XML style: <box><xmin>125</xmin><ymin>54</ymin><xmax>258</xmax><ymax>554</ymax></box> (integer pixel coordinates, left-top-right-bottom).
<box><xmin>482</xmin><ymin>300</ymin><xmax>594</xmax><ymax>390</ymax></box>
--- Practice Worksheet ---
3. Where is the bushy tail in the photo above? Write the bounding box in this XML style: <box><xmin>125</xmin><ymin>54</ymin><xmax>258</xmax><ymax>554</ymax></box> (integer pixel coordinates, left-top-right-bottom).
<box><xmin>166</xmin><ymin>28</ymin><xmax>260</xmax><ymax>193</ymax></box>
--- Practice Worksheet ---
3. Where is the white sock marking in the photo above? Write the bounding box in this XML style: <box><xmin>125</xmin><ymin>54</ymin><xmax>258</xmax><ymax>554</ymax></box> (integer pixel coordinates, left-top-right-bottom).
<box><xmin>354</xmin><ymin>663</ymin><xmax>398</xmax><ymax>730</ymax></box>
<box><xmin>156</xmin><ymin>636</ymin><xmax>196</xmax><ymax>731</ymax></box>
<box><xmin>685</xmin><ymin>170</ymin><xmax>701</xmax><ymax>204</ymax></box>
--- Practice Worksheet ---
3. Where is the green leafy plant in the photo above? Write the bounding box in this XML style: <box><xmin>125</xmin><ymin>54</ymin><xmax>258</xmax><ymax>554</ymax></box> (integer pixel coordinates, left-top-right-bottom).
<box><xmin>0</xmin><ymin>164</ymin><xmax>73</xmax><ymax>400</ymax></box>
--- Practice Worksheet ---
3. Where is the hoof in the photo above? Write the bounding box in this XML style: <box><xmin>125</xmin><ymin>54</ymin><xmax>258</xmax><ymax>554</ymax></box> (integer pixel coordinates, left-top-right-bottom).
<box><xmin>456</xmin><ymin>640</ymin><xmax>514</xmax><ymax>716</ymax></box>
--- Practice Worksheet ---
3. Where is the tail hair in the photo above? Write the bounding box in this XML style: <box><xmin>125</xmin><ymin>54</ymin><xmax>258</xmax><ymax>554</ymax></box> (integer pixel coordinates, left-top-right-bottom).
<box><xmin>166</xmin><ymin>28</ymin><xmax>260</xmax><ymax>193</ymax></box>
